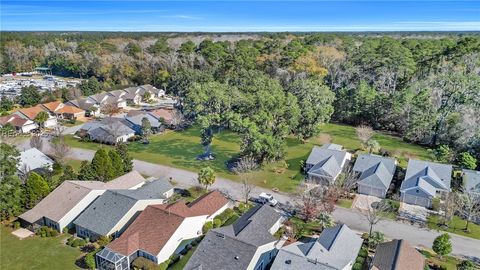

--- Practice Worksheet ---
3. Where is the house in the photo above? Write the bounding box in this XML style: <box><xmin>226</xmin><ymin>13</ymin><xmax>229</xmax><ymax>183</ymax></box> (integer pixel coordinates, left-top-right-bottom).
<box><xmin>400</xmin><ymin>160</ymin><xmax>452</xmax><ymax>208</ymax></box>
<box><xmin>371</xmin><ymin>239</ymin><xmax>425</xmax><ymax>270</ymax></box>
<box><xmin>104</xmin><ymin>95</ymin><xmax>127</xmax><ymax>109</ymax></box>
<box><xmin>19</xmin><ymin>171</ymin><xmax>146</xmax><ymax>232</ymax></box>
<box><xmin>185</xmin><ymin>204</ymin><xmax>283</xmax><ymax>270</ymax></box>
<box><xmin>0</xmin><ymin>114</ymin><xmax>37</xmax><ymax>133</ymax></box>
<box><xmin>88</xmin><ymin>92</ymin><xmax>111</xmax><ymax>106</ymax></box>
<box><xmin>123</xmin><ymin>87</ymin><xmax>143</xmax><ymax>105</ymax></box>
<box><xmin>66</xmin><ymin>98</ymin><xmax>99</xmax><ymax>117</ymax></box>
<box><xmin>271</xmin><ymin>224</ymin><xmax>362</xmax><ymax>270</ymax></box>
<box><xmin>40</xmin><ymin>101</ymin><xmax>85</xmax><ymax>120</ymax></box>
<box><xmin>124</xmin><ymin>112</ymin><xmax>164</xmax><ymax>134</ymax></box>
<box><xmin>463</xmin><ymin>169</ymin><xmax>480</xmax><ymax>197</ymax></box>
<box><xmin>140</xmin><ymin>84</ymin><xmax>165</xmax><ymax>98</ymax></box>
<box><xmin>149</xmin><ymin>108</ymin><xmax>178</xmax><ymax>128</ymax></box>
<box><xmin>15</xmin><ymin>106</ymin><xmax>57</xmax><ymax>128</ymax></box>
<box><xmin>74</xmin><ymin>179</ymin><xmax>174</xmax><ymax>241</ymax></box>
<box><xmin>96</xmin><ymin>190</ymin><xmax>229</xmax><ymax>270</ymax></box>
<box><xmin>77</xmin><ymin>117</ymin><xmax>135</xmax><ymax>144</ymax></box>
<box><xmin>306</xmin><ymin>144</ymin><xmax>352</xmax><ymax>185</ymax></box>
<box><xmin>17</xmin><ymin>147</ymin><xmax>54</xmax><ymax>175</ymax></box>
<box><xmin>353</xmin><ymin>154</ymin><xmax>397</xmax><ymax>198</ymax></box>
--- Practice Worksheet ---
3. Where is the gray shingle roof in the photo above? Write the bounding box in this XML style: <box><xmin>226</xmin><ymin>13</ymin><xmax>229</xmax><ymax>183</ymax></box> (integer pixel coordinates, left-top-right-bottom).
<box><xmin>184</xmin><ymin>204</ymin><xmax>281</xmax><ymax>270</ymax></box>
<box><xmin>73</xmin><ymin>179</ymin><xmax>173</xmax><ymax>236</ymax></box>
<box><xmin>271</xmin><ymin>224</ymin><xmax>363</xmax><ymax>270</ymax></box>
<box><xmin>464</xmin><ymin>169</ymin><xmax>480</xmax><ymax>194</ymax></box>
<box><xmin>125</xmin><ymin>113</ymin><xmax>162</xmax><ymax>128</ymax></box>
<box><xmin>400</xmin><ymin>159</ymin><xmax>452</xmax><ymax>193</ymax></box>
<box><xmin>80</xmin><ymin>117</ymin><xmax>135</xmax><ymax>143</ymax></box>
<box><xmin>353</xmin><ymin>154</ymin><xmax>396</xmax><ymax>189</ymax></box>
<box><xmin>18</xmin><ymin>147</ymin><xmax>54</xmax><ymax>172</ymax></box>
<box><xmin>306</xmin><ymin>145</ymin><xmax>349</xmax><ymax>179</ymax></box>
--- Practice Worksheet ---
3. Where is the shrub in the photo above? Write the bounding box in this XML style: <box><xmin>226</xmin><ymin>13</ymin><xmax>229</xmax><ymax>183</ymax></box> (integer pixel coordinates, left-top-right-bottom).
<box><xmin>203</xmin><ymin>221</ymin><xmax>213</xmax><ymax>234</ymax></box>
<box><xmin>158</xmin><ymin>262</ymin><xmax>168</xmax><ymax>270</ymax></box>
<box><xmin>458</xmin><ymin>260</ymin><xmax>475</xmax><ymax>270</ymax></box>
<box><xmin>71</xmin><ymin>238</ymin><xmax>86</xmax><ymax>248</ymax></box>
<box><xmin>217</xmin><ymin>208</ymin><xmax>235</xmax><ymax>222</ymax></box>
<box><xmin>36</xmin><ymin>226</ymin><xmax>58</xmax><ymax>238</ymax></box>
<box><xmin>84</xmin><ymin>253</ymin><xmax>96</xmax><ymax>269</ymax></box>
<box><xmin>62</xmin><ymin>227</ymin><xmax>69</xmax><ymax>234</ymax></box>
<box><xmin>355</xmin><ymin>256</ymin><xmax>365</xmax><ymax>264</ymax></box>
<box><xmin>235</xmin><ymin>202</ymin><xmax>251</xmax><ymax>214</ymax></box>
<box><xmin>352</xmin><ymin>262</ymin><xmax>363</xmax><ymax>270</ymax></box>
<box><xmin>50</xmin><ymin>230</ymin><xmax>59</xmax><ymax>237</ymax></box>
<box><xmin>67</xmin><ymin>237</ymin><xmax>74</xmax><ymax>245</ymax></box>
<box><xmin>358</xmin><ymin>248</ymin><xmax>368</xmax><ymax>257</ymax></box>
<box><xmin>13</xmin><ymin>221</ymin><xmax>20</xmax><ymax>229</ymax></box>
<box><xmin>169</xmin><ymin>254</ymin><xmax>180</xmax><ymax>265</ymax></box>
<box><xmin>213</xmin><ymin>218</ymin><xmax>222</xmax><ymax>228</ymax></box>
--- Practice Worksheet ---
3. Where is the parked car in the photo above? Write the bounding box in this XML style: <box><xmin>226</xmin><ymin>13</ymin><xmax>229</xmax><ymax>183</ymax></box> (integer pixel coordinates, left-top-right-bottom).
<box><xmin>256</xmin><ymin>192</ymin><xmax>278</xmax><ymax>206</ymax></box>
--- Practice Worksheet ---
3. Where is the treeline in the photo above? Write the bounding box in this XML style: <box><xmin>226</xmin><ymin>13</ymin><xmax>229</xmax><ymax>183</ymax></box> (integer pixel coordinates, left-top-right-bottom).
<box><xmin>1</xmin><ymin>32</ymin><xmax>479</xmax><ymax>165</ymax></box>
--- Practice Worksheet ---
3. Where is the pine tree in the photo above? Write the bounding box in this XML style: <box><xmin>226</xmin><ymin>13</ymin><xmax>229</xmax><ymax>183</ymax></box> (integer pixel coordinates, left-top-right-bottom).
<box><xmin>91</xmin><ymin>149</ymin><xmax>114</xmax><ymax>182</ymax></box>
<box><xmin>115</xmin><ymin>143</ymin><xmax>133</xmax><ymax>172</ymax></box>
<box><xmin>78</xmin><ymin>161</ymin><xmax>96</xmax><ymax>180</ymax></box>
<box><xmin>432</xmin><ymin>233</ymin><xmax>452</xmax><ymax>258</ymax></box>
<box><xmin>109</xmin><ymin>150</ymin><xmax>125</xmax><ymax>177</ymax></box>
<box><xmin>25</xmin><ymin>172</ymin><xmax>50</xmax><ymax>209</ymax></box>
<box><xmin>60</xmin><ymin>165</ymin><xmax>77</xmax><ymax>182</ymax></box>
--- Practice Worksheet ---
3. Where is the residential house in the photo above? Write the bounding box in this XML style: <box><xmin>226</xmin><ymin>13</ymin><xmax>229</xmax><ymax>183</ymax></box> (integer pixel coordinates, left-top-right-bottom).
<box><xmin>123</xmin><ymin>87</ymin><xmax>143</xmax><ymax>105</ymax></box>
<box><xmin>400</xmin><ymin>160</ymin><xmax>452</xmax><ymax>208</ymax></box>
<box><xmin>463</xmin><ymin>169</ymin><xmax>480</xmax><ymax>197</ymax></box>
<box><xmin>19</xmin><ymin>171</ymin><xmax>146</xmax><ymax>232</ymax></box>
<box><xmin>96</xmin><ymin>191</ymin><xmax>229</xmax><ymax>270</ymax></box>
<box><xmin>184</xmin><ymin>204</ymin><xmax>284</xmax><ymax>270</ymax></box>
<box><xmin>306</xmin><ymin>144</ymin><xmax>352</xmax><ymax>185</ymax></box>
<box><xmin>66</xmin><ymin>98</ymin><xmax>99</xmax><ymax>117</ymax></box>
<box><xmin>74</xmin><ymin>179</ymin><xmax>174</xmax><ymax>241</ymax></box>
<box><xmin>371</xmin><ymin>239</ymin><xmax>425</xmax><ymax>270</ymax></box>
<box><xmin>353</xmin><ymin>154</ymin><xmax>397</xmax><ymax>198</ymax></box>
<box><xmin>17</xmin><ymin>147</ymin><xmax>54</xmax><ymax>175</ymax></box>
<box><xmin>124</xmin><ymin>112</ymin><xmax>164</xmax><ymax>134</ymax></box>
<box><xmin>15</xmin><ymin>106</ymin><xmax>57</xmax><ymax>128</ymax></box>
<box><xmin>77</xmin><ymin>117</ymin><xmax>135</xmax><ymax>144</ymax></box>
<box><xmin>271</xmin><ymin>224</ymin><xmax>362</xmax><ymax>270</ymax></box>
<box><xmin>87</xmin><ymin>92</ymin><xmax>111</xmax><ymax>106</ymax></box>
<box><xmin>40</xmin><ymin>101</ymin><xmax>85</xmax><ymax>120</ymax></box>
<box><xmin>0</xmin><ymin>114</ymin><xmax>37</xmax><ymax>133</ymax></box>
<box><xmin>149</xmin><ymin>108</ymin><xmax>178</xmax><ymax>128</ymax></box>
<box><xmin>140</xmin><ymin>84</ymin><xmax>165</xmax><ymax>98</ymax></box>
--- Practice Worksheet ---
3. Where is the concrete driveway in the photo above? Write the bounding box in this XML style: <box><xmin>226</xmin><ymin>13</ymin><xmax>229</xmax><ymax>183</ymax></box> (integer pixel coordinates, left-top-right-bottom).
<box><xmin>352</xmin><ymin>194</ymin><xmax>382</xmax><ymax>211</ymax></box>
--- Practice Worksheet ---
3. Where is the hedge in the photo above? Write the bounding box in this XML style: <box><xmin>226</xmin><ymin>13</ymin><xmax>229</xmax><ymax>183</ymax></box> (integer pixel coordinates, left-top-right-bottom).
<box><xmin>352</xmin><ymin>262</ymin><xmax>363</xmax><ymax>270</ymax></box>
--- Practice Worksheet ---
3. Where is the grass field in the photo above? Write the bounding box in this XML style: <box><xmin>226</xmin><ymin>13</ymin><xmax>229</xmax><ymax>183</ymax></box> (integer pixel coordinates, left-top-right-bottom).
<box><xmin>427</xmin><ymin>215</ymin><xmax>480</xmax><ymax>240</ymax></box>
<box><xmin>168</xmin><ymin>247</ymin><xmax>197</xmax><ymax>270</ymax></box>
<box><xmin>0</xmin><ymin>226</ymin><xmax>82</xmax><ymax>270</ymax></box>
<box><xmin>336</xmin><ymin>198</ymin><xmax>353</xmax><ymax>209</ymax></box>
<box><xmin>65</xmin><ymin>123</ymin><xmax>431</xmax><ymax>193</ymax></box>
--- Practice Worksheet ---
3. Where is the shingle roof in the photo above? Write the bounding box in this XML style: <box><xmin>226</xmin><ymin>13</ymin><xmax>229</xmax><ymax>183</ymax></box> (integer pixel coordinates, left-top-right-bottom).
<box><xmin>185</xmin><ymin>204</ymin><xmax>282</xmax><ymax>270</ymax></box>
<box><xmin>19</xmin><ymin>171</ymin><xmax>146</xmax><ymax>224</ymax></box>
<box><xmin>188</xmin><ymin>190</ymin><xmax>229</xmax><ymax>217</ymax></box>
<box><xmin>463</xmin><ymin>169</ymin><xmax>480</xmax><ymax>194</ymax></box>
<box><xmin>73</xmin><ymin>179</ymin><xmax>173</xmax><ymax>236</ymax></box>
<box><xmin>272</xmin><ymin>224</ymin><xmax>363</xmax><ymax>270</ymax></box>
<box><xmin>17</xmin><ymin>147</ymin><xmax>54</xmax><ymax>172</ymax></box>
<box><xmin>149</xmin><ymin>108</ymin><xmax>175</xmax><ymax>124</ymax></box>
<box><xmin>125</xmin><ymin>113</ymin><xmax>162</xmax><ymax>128</ymax></box>
<box><xmin>55</xmin><ymin>105</ymin><xmax>84</xmax><ymax>114</ymax></box>
<box><xmin>372</xmin><ymin>239</ymin><xmax>425</xmax><ymax>270</ymax></box>
<box><xmin>400</xmin><ymin>160</ymin><xmax>452</xmax><ymax>193</ymax></box>
<box><xmin>16</xmin><ymin>106</ymin><xmax>46</xmax><ymax>120</ymax></box>
<box><xmin>66</xmin><ymin>99</ymin><xmax>96</xmax><ymax>111</ymax></box>
<box><xmin>306</xmin><ymin>145</ymin><xmax>349</xmax><ymax>180</ymax></box>
<box><xmin>41</xmin><ymin>101</ymin><xmax>62</xmax><ymax>112</ymax></box>
<box><xmin>107</xmin><ymin>190</ymin><xmax>228</xmax><ymax>256</ymax></box>
<box><xmin>81</xmin><ymin>117</ymin><xmax>135</xmax><ymax>142</ymax></box>
<box><xmin>354</xmin><ymin>154</ymin><xmax>396</xmax><ymax>189</ymax></box>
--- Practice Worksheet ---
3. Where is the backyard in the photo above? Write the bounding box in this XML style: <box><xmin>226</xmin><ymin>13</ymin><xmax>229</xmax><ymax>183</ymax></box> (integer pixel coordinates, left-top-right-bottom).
<box><xmin>0</xmin><ymin>226</ymin><xmax>82</xmax><ymax>270</ymax></box>
<box><xmin>64</xmin><ymin>123</ymin><xmax>432</xmax><ymax>193</ymax></box>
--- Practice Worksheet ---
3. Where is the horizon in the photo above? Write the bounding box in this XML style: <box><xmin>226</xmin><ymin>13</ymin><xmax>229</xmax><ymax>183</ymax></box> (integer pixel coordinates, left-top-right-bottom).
<box><xmin>2</xmin><ymin>0</ymin><xmax>480</xmax><ymax>32</ymax></box>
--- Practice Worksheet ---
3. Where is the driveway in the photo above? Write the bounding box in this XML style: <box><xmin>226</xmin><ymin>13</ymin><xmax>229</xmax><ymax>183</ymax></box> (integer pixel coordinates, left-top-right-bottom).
<box><xmin>15</xmin><ymin>138</ymin><xmax>480</xmax><ymax>260</ymax></box>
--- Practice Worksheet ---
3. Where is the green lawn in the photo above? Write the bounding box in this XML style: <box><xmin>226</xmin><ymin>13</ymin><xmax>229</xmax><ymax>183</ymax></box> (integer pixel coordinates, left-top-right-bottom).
<box><xmin>336</xmin><ymin>198</ymin><xmax>353</xmax><ymax>209</ymax></box>
<box><xmin>65</xmin><ymin>123</ymin><xmax>431</xmax><ymax>193</ymax></box>
<box><xmin>420</xmin><ymin>249</ymin><xmax>462</xmax><ymax>270</ymax></box>
<box><xmin>427</xmin><ymin>215</ymin><xmax>480</xmax><ymax>240</ymax></box>
<box><xmin>168</xmin><ymin>247</ymin><xmax>197</xmax><ymax>270</ymax></box>
<box><xmin>0</xmin><ymin>226</ymin><xmax>82</xmax><ymax>270</ymax></box>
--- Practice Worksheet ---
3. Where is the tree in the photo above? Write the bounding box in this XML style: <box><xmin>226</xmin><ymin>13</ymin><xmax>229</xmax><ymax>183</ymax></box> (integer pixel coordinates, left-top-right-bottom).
<box><xmin>18</xmin><ymin>85</ymin><xmax>42</xmax><ymax>106</ymax></box>
<box><xmin>457</xmin><ymin>192</ymin><xmax>480</xmax><ymax>232</ymax></box>
<box><xmin>0</xmin><ymin>143</ymin><xmax>24</xmax><ymax>220</ymax></box>
<box><xmin>198</xmin><ymin>166</ymin><xmax>216</xmax><ymax>190</ymax></box>
<box><xmin>317</xmin><ymin>213</ymin><xmax>335</xmax><ymax>230</ymax></box>
<box><xmin>440</xmin><ymin>192</ymin><xmax>458</xmax><ymax>226</ymax></box>
<box><xmin>84</xmin><ymin>253</ymin><xmax>96</xmax><ymax>270</ymax></box>
<box><xmin>91</xmin><ymin>149</ymin><xmax>115</xmax><ymax>182</ymax></box>
<box><xmin>298</xmin><ymin>186</ymin><xmax>336</xmax><ymax>222</ymax></box>
<box><xmin>141</xmin><ymin>117</ymin><xmax>152</xmax><ymax>141</ymax></box>
<box><xmin>356</xmin><ymin>125</ymin><xmax>374</xmax><ymax>150</ymax></box>
<box><xmin>361</xmin><ymin>200</ymin><xmax>390</xmax><ymax>236</ymax></box>
<box><xmin>78</xmin><ymin>161</ymin><xmax>96</xmax><ymax>180</ymax></box>
<box><xmin>34</xmin><ymin>111</ymin><xmax>49</xmax><ymax>130</ymax></box>
<box><xmin>433</xmin><ymin>145</ymin><xmax>453</xmax><ymax>163</ymax></box>
<box><xmin>457</xmin><ymin>152</ymin><xmax>477</xmax><ymax>170</ymax></box>
<box><xmin>458</xmin><ymin>260</ymin><xmax>475</xmax><ymax>270</ymax></box>
<box><xmin>240</xmin><ymin>175</ymin><xmax>255</xmax><ymax>204</ymax></box>
<box><xmin>368</xmin><ymin>231</ymin><xmax>385</xmax><ymax>249</ymax></box>
<box><xmin>108</xmin><ymin>150</ymin><xmax>125</xmax><ymax>177</ymax></box>
<box><xmin>100</xmin><ymin>103</ymin><xmax>120</xmax><ymax>117</ymax></box>
<box><xmin>288</xmin><ymin>79</ymin><xmax>335</xmax><ymax>140</ymax></box>
<box><xmin>79</xmin><ymin>77</ymin><xmax>101</xmax><ymax>96</ymax></box>
<box><xmin>59</xmin><ymin>165</ymin><xmax>76</xmax><ymax>182</ymax></box>
<box><xmin>29</xmin><ymin>135</ymin><xmax>43</xmax><ymax>150</ymax></box>
<box><xmin>432</xmin><ymin>233</ymin><xmax>452</xmax><ymax>258</ymax></box>
<box><xmin>142</xmin><ymin>91</ymin><xmax>152</xmax><ymax>102</ymax></box>
<box><xmin>0</xmin><ymin>96</ymin><xmax>13</xmax><ymax>112</ymax></box>
<box><xmin>25</xmin><ymin>172</ymin><xmax>50</xmax><ymax>208</ymax></box>
<box><xmin>50</xmin><ymin>136</ymin><xmax>71</xmax><ymax>165</ymax></box>
<box><xmin>114</xmin><ymin>143</ymin><xmax>133</xmax><ymax>172</ymax></box>
<box><xmin>366</xmin><ymin>139</ymin><xmax>380</xmax><ymax>154</ymax></box>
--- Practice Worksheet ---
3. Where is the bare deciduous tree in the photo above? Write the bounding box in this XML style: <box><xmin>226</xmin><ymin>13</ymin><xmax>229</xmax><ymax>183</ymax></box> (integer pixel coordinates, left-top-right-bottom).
<box><xmin>297</xmin><ymin>186</ymin><xmax>336</xmax><ymax>222</ymax></box>
<box><xmin>361</xmin><ymin>200</ymin><xmax>391</xmax><ymax>236</ymax></box>
<box><xmin>231</xmin><ymin>156</ymin><xmax>259</xmax><ymax>174</ymax></box>
<box><xmin>440</xmin><ymin>192</ymin><xmax>459</xmax><ymax>226</ymax></box>
<box><xmin>170</xmin><ymin>109</ymin><xmax>185</xmax><ymax>130</ymax></box>
<box><xmin>30</xmin><ymin>135</ymin><xmax>43</xmax><ymax>150</ymax></box>
<box><xmin>101</xmin><ymin>104</ymin><xmax>121</xmax><ymax>117</ymax></box>
<box><xmin>50</xmin><ymin>136</ymin><xmax>71</xmax><ymax>165</ymax></box>
<box><xmin>356</xmin><ymin>125</ymin><xmax>374</xmax><ymax>149</ymax></box>
<box><xmin>457</xmin><ymin>191</ymin><xmax>480</xmax><ymax>232</ymax></box>
<box><xmin>335</xmin><ymin>164</ymin><xmax>358</xmax><ymax>193</ymax></box>
<box><xmin>240</xmin><ymin>174</ymin><xmax>255</xmax><ymax>204</ymax></box>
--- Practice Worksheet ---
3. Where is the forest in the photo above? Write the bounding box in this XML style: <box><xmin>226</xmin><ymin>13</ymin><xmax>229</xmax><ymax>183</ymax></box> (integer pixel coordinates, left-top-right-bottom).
<box><xmin>1</xmin><ymin>32</ymin><xmax>479</xmax><ymax>166</ymax></box>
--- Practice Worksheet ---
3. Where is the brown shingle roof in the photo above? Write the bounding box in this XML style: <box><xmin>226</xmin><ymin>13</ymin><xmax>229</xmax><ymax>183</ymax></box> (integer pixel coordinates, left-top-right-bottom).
<box><xmin>107</xmin><ymin>190</ymin><xmax>228</xmax><ymax>256</ymax></box>
<box><xmin>17</xmin><ymin>106</ymin><xmax>46</xmax><ymax>120</ymax></box>
<box><xmin>41</xmin><ymin>101</ymin><xmax>62</xmax><ymax>112</ymax></box>
<box><xmin>0</xmin><ymin>114</ymin><xmax>29</xmax><ymax>127</ymax></box>
<box><xmin>149</xmin><ymin>108</ymin><xmax>175</xmax><ymax>124</ymax></box>
<box><xmin>372</xmin><ymin>239</ymin><xmax>425</xmax><ymax>270</ymax></box>
<box><xmin>56</xmin><ymin>105</ymin><xmax>84</xmax><ymax>114</ymax></box>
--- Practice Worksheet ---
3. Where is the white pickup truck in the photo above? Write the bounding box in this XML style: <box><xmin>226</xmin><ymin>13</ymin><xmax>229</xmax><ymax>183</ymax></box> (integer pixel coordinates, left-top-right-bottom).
<box><xmin>256</xmin><ymin>192</ymin><xmax>278</xmax><ymax>206</ymax></box>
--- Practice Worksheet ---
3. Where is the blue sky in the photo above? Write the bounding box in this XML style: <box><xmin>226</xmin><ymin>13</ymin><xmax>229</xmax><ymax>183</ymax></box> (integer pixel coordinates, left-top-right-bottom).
<box><xmin>1</xmin><ymin>1</ymin><xmax>480</xmax><ymax>32</ymax></box>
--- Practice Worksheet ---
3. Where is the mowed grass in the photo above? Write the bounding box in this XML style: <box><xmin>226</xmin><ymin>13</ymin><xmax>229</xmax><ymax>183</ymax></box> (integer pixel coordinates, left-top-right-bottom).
<box><xmin>65</xmin><ymin>123</ymin><xmax>431</xmax><ymax>193</ymax></box>
<box><xmin>427</xmin><ymin>215</ymin><xmax>480</xmax><ymax>240</ymax></box>
<box><xmin>0</xmin><ymin>226</ymin><xmax>82</xmax><ymax>270</ymax></box>
<box><xmin>168</xmin><ymin>247</ymin><xmax>197</xmax><ymax>270</ymax></box>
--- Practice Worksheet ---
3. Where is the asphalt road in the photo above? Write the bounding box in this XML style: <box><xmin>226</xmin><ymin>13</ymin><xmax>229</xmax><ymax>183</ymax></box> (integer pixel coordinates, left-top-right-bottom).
<box><xmin>16</xmin><ymin>138</ymin><xmax>480</xmax><ymax>260</ymax></box>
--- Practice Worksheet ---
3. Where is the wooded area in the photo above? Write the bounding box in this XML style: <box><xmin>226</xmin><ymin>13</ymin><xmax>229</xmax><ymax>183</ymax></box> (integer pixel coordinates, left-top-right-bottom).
<box><xmin>1</xmin><ymin>32</ymin><xmax>479</xmax><ymax>165</ymax></box>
